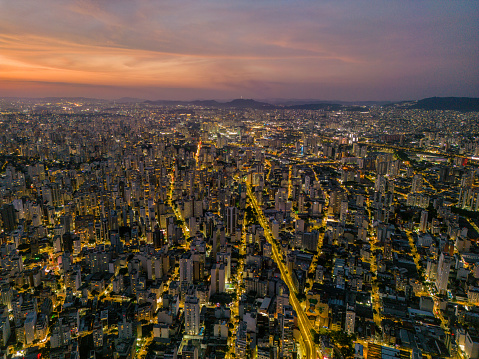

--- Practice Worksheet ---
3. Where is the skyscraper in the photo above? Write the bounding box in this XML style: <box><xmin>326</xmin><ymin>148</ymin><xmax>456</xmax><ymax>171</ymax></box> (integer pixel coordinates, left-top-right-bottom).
<box><xmin>153</xmin><ymin>227</ymin><xmax>164</xmax><ymax>248</ymax></box>
<box><xmin>436</xmin><ymin>252</ymin><xmax>451</xmax><ymax>295</ymax></box>
<box><xmin>209</xmin><ymin>263</ymin><xmax>225</xmax><ymax>297</ymax></box>
<box><xmin>419</xmin><ymin>210</ymin><xmax>428</xmax><ymax>232</ymax></box>
<box><xmin>0</xmin><ymin>204</ymin><xmax>17</xmax><ymax>233</ymax></box>
<box><xmin>225</xmin><ymin>206</ymin><xmax>237</xmax><ymax>236</ymax></box>
<box><xmin>180</xmin><ymin>253</ymin><xmax>194</xmax><ymax>289</ymax></box>
<box><xmin>340</xmin><ymin>200</ymin><xmax>349</xmax><ymax>223</ymax></box>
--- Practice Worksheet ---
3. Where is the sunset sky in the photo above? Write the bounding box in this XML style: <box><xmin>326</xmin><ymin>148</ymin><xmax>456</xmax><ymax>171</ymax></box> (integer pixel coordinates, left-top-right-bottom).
<box><xmin>0</xmin><ymin>0</ymin><xmax>478</xmax><ymax>101</ymax></box>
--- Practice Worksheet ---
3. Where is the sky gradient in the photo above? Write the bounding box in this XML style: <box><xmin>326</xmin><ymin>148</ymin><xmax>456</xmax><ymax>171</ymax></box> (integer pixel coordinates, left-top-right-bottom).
<box><xmin>1</xmin><ymin>0</ymin><xmax>478</xmax><ymax>101</ymax></box>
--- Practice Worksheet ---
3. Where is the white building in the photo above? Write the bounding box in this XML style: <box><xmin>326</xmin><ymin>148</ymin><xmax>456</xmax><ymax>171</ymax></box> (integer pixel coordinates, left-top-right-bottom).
<box><xmin>436</xmin><ymin>252</ymin><xmax>451</xmax><ymax>295</ymax></box>
<box><xmin>24</xmin><ymin>311</ymin><xmax>36</xmax><ymax>345</ymax></box>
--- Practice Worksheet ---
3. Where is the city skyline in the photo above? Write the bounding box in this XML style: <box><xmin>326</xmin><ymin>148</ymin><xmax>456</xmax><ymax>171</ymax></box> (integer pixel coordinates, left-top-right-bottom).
<box><xmin>1</xmin><ymin>0</ymin><xmax>478</xmax><ymax>101</ymax></box>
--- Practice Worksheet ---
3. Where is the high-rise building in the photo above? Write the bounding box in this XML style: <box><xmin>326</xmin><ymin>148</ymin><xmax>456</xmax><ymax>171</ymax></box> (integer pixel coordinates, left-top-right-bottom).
<box><xmin>387</xmin><ymin>160</ymin><xmax>400</xmax><ymax>177</ymax></box>
<box><xmin>180</xmin><ymin>253</ymin><xmax>194</xmax><ymax>288</ymax></box>
<box><xmin>281</xmin><ymin>305</ymin><xmax>295</xmax><ymax>358</ymax></box>
<box><xmin>182</xmin><ymin>341</ymin><xmax>198</xmax><ymax>359</ymax></box>
<box><xmin>0</xmin><ymin>204</ymin><xmax>17</xmax><ymax>233</ymax></box>
<box><xmin>384</xmin><ymin>238</ymin><xmax>392</xmax><ymax>260</ymax></box>
<box><xmin>24</xmin><ymin>311</ymin><xmax>36</xmax><ymax>345</ymax></box>
<box><xmin>235</xmin><ymin>321</ymin><xmax>248</xmax><ymax>357</ymax></box>
<box><xmin>50</xmin><ymin>319</ymin><xmax>71</xmax><ymax>349</ymax></box>
<box><xmin>225</xmin><ymin>206</ymin><xmax>237</xmax><ymax>236</ymax></box>
<box><xmin>340</xmin><ymin>201</ymin><xmax>349</xmax><ymax>223</ymax></box>
<box><xmin>302</xmin><ymin>231</ymin><xmax>319</xmax><ymax>252</ymax></box>
<box><xmin>272</xmin><ymin>220</ymin><xmax>280</xmax><ymax>240</ymax></box>
<box><xmin>93</xmin><ymin>318</ymin><xmax>103</xmax><ymax>348</ymax></box>
<box><xmin>184</xmin><ymin>296</ymin><xmax>200</xmax><ymax>335</ymax></box>
<box><xmin>436</xmin><ymin>252</ymin><xmax>451</xmax><ymax>295</ymax></box>
<box><xmin>276</xmin><ymin>292</ymin><xmax>289</xmax><ymax>318</ymax></box>
<box><xmin>118</xmin><ymin>315</ymin><xmax>134</xmax><ymax>339</ymax></box>
<box><xmin>411</xmin><ymin>174</ymin><xmax>423</xmax><ymax>193</ymax></box>
<box><xmin>153</xmin><ymin>227</ymin><xmax>164</xmax><ymax>248</ymax></box>
<box><xmin>355</xmin><ymin>343</ymin><xmax>364</xmax><ymax>359</ymax></box>
<box><xmin>375</xmin><ymin>175</ymin><xmax>387</xmax><ymax>194</ymax></box>
<box><xmin>345</xmin><ymin>305</ymin><xmax>355</xmax><ymax>334</ymax></box>
<box><xmin>209</xmin><ymin>263</ymin><xmax>225</xmax><ymax>297</ymax></box>
<box><xmin>420</xmin><ymin>210</ymin><xmax>428</xmax><ymax>232</ymax></box>
<box><xmin>329</xmin><ymin>190</ymin><xmax>345</xmax><ymax>214</ymax></box>
<box><xmin>216</xmin><ymin>252</ymin><xmax>231</xmax><ymax>283</ymax></box>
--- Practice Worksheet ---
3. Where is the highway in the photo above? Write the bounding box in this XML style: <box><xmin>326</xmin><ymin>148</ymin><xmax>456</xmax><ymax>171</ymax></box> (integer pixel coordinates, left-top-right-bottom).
<box><xmin>287</xmin><ymin>165</ymin><xmax>293</xmax><ymax>199</ymax></box>
<box><xmin>246</xmin><ymin>183</ymin><xmax>316</xmax><ymax>359</ymax></box>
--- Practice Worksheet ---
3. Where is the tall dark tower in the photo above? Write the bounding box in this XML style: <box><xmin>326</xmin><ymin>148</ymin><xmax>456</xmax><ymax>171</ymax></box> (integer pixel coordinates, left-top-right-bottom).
<box><xmin>0</xmin><ymin>204</ymin><xmax>17</xmax><ymax>232</ymax></box>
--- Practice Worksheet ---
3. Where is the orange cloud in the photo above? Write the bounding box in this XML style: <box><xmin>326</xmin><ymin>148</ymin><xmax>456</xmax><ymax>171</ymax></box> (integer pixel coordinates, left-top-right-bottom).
<box><xmin>0</xmin><ymin>0</ymin><xmax>477</xmax><ymax>100</ymax></box>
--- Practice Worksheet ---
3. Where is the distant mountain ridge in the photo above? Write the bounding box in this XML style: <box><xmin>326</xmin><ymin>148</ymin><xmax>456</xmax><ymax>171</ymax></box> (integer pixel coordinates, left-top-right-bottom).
<box><xmin>260</xmin><ymin>98</ymin><xmax>392</xmax><ymax>106</ymax></box>
<box><xmin>285</xmin><ymin>103</ymin><xmax>342</xmax><ymax>110</ymax></box>
<box><xmin>143</xmin><ymin>98</ymin><xmax>375</xmax><ymax>111</ymax></box>
<box><xmin>143</xmin><ymin>98</ymin><xmax>391</xmax><ymax>109</ymax></box>
<box><xmin>408</xmin><ymin>97</ymin><xmax>479</xmax><ymax>112</ymax></box>
<box><xmin>143</xmin><ymin>96</ymin><xmax>479</xmax><ymax>112</ymax></box>
<box><xmin>2</xmin><ymin>96</ymin><xmax>478</xmax><ymax>112</ymax></box>
<box><xmin>144</xmin><ymin>98</ymin><xmax>275</xmax><ymax>109</ymax></box>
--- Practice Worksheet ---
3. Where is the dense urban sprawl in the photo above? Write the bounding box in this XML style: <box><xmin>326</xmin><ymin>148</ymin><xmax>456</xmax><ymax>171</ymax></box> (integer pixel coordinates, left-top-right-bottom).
<box><xmin>0</xmin><ymin>99</ymin><xmax>478</xmax><ymax>359</ymax></box>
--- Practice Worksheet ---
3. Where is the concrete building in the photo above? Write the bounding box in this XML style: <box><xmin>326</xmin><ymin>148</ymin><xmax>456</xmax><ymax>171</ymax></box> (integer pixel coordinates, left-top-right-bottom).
<box><xmin>184</xmin><ymin>295</ymin><xmax>200</xmax><ymax>335</ymax></box>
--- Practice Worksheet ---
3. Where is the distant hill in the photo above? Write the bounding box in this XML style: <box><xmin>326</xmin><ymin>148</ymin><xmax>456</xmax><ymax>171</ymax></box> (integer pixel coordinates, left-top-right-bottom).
<box><xmin>36</xmin><ymin>97</ymin><xmax>108</xmax><ymax>103</ymax></box>
<box><xmin>190</xmin><ymin>100</ymin><xmax>221</xmax><ymax>107</ymax></box>
<box><xmin>409</xmin><ymin>97</ymin><xmax>479</xmax><ymax>112</ymax></box>
<box><xmin>224</xmin><ymin>99</ymin><xmax>275</xmax><ymax>109</ymax></box>
<box><xmin>3</xmin><ymin>96</ymin><xmax>477</xmax><ymax>112</ymax></box>
<box><xmin>115</xmin><ymin>97</ymin><xmax>146</xmax><ymax>103</ymax></box>
<box><xmin>264</xmin><ymin>98</ymin><xmax>391</xmax><ymax>106</ymax></box>
<box><xmin>285</xmin><ymin>103</ymin><xmax>342</xmax><ymax>111</ymax></box>
<box><xmin>144</xmin><ymin>99</ymin><xmax>185</xmax><ymax>106</ymax></box>
<box><xmin>145</xmin><ymin>98</ymin><xmax>275</xmax><ymax>109</ymax></box>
